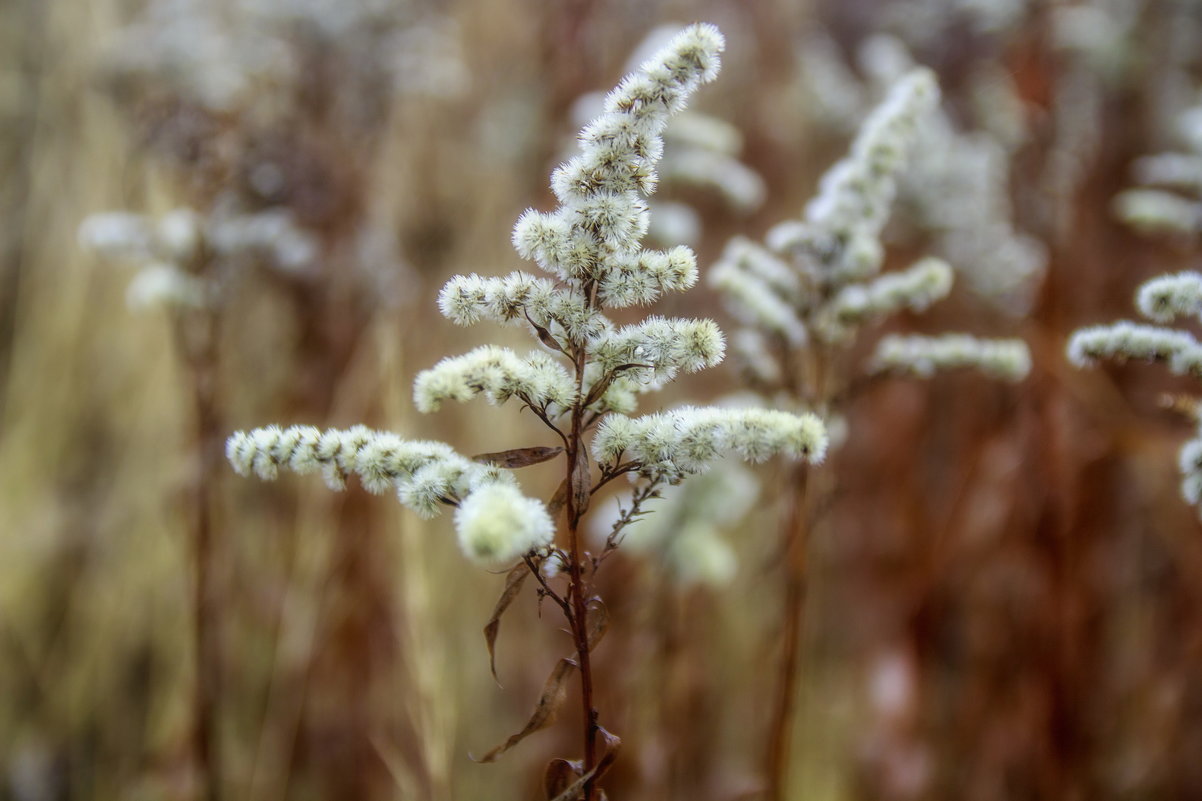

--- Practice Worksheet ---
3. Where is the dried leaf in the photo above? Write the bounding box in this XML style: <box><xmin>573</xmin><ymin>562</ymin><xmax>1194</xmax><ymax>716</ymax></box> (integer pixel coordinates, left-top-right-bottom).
<box><xmin>473</xmin><ymin>446</ymin><xmax>563</xmax><ymax>469</ymax></box>
<box><xmin>570</xmin><ymin>448</ymin><xmax>591</xmax><ymax>518</ymax></box>
<box><xmin>544</xmin><ymin>759</ymin><xmax>583</xmax><ymax>799</ymax></box>
<box><xmin>472</xmin><ymin>658</ymin><xmax>577</xmax><ymax>763</ymax></box>
<box><xmin>525</xmin><ymin>311</ymin><xmax>567</xmax><ymax>355</ymax></box>
<box><xmin>547</xmin><ymin>479</ymin><xmax>569</xmax><ymax>517</ymax></box>
<box><xmin>546</xmin><ymin>726</ymin><xmax>622</xmax><ymax>801</ymax></box>
<box><xmin>483</xmin><ymin>563</ymin><xmax>530</xmax><ymax>684</ymax></box>
<box><xmin>586</xmin><ymin>598</ymin><xmax>609</xmax><ymax>651</ymax></box>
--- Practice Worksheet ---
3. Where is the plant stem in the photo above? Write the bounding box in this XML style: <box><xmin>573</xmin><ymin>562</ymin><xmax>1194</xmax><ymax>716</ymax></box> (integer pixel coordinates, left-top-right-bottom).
<box><xmin>765</xmin><ymin>461</ymin><xmax>810</xmax><ymax>801</ymax></box>
<box><xmin>567</xmin><ymin>510</ymin><xmax>598</xmax><ymax>799</ymax></box>
<box><xmin>178</xmin><ymin>312</ymin><xmax>223</xmax><ymax>801</ymax></box>
<box><xmin>566</xmin><ymin>318</ymin><xmax>598</xmax><ymax>800</ymax></box>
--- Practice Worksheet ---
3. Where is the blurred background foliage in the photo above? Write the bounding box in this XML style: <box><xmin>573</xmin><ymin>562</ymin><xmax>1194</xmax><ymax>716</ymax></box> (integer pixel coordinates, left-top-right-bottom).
<box><xmin>3</xmin><ymin>0</ymin><xmax>1202</xmax><ymax>799</ymax></box>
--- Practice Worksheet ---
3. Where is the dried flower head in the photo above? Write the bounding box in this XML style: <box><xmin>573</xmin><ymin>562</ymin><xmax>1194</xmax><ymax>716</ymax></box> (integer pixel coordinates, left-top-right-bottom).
<box><xmin>455</xmin><ymin>483</ymin><xmax>555</xmax><ymax>567</ymax></box>
<box><xmin>1068</xmin><ymin>270</ymin><xmax>1202</xmax><ymax>516</ymax></box>
<box><xmin>871</xmin><ymin>334</ymin><xmax>1031</xmax><ymax>382</ymax></box>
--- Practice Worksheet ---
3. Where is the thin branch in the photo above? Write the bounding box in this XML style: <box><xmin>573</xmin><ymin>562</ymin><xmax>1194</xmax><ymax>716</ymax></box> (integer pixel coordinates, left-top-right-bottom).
<box><xmin>596</xmin><ymin>482</ymin><xmax>661</xmax><ymax>568</ymax></box>
<box><xmin>523</xmin><ymin>554</ymin><xmax>573</xmax><ymax>620</ymax></box>
<box><xmin>520</xmin><ymin>393</ymin><xmax>569</xmax><ymax>447</ymax></box>
<box><xmin>590</xmin><ymin>462</ymin><xmax>640</xmax><ymax>495</ymax></box>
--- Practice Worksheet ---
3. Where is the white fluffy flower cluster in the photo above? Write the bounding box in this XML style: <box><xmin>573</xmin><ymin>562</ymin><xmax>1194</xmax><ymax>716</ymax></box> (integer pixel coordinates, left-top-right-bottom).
<box><xmin>590</xmin><ymin>317</ymin><xmax>725</xmax><ymax>385</ymax></box>
<box><xmin>593</xmin><ymin>406</ymin><xmax>828</xmax><ymax>482</ymax></box>
<box><xmin>437</xmin><ymin>273</ymin><xmax>604</xmax><ymax>339</ymax></box>
<box><xmin>510</xmin><ymin>23</ymin><xmax>723</xmax><ymax>287</ymax></box>
<box><xmin>454</xmin><ymin>483</ymin><xmax>554</xmax><ymax>567</ymax></box>
<box><xmin>1114</xmin><ymin>190</ymin><xmax>1202</xmax><ymax>235</ymax></box>
<box><xmin>1076</xmin><ymin>92</ymin><xmax>1202</xmax><ymax>520</ymax></box>
<box><xmin>710</xmin><ymin>70</ymin><xmax>941</xmax><ymax>354</ymax></box>
<box><xmin>581</xmin><ymin>24</ymin><xmax>763</xmax><ymax>247</ymax></box>
<box><xmin>422</xmin><ymin>24</ymin><xmax>729</xmax><ymax>415</ymax></box>
<box><xmin>1114</xmin><ymin>95</ymin><xmax>1202</xmax><ymax>236</ymax></box>
<box><xmin>1136</xmin><ymin>272</ymin><xmax>1202</xmax><ymax>323</ymax></box>
<box><xmin>710</xmin><ymin>238</ymin><xmax>807</xmax><ymax>346</ymax></box>
<box><xmin>871</xmin><ymin>334</ymin><xmax>1031</xmax><ymax>382</ymax></box>
<box><xmin>799</xmin><ymin>34</ymin><xmax>1046</xmax><ymax>314</ymax></box>
<box><xmin>79</xmin><ymin>203</ymin><xmax>318</xmax><ymax>311</ymax></box>
<box><xmin>770</xmin><ymin>68</ymin><xmax>938</xmax><ymax>289</ymax></box>
<box><xmin>823</xmin><ymin>257</ymin><xmax>953</xmax><ymax>336</ymax></box>
<box><xmin>713</xmin><ymin>67</ymin><xmax>1032</xmax><ymax>397</ymax></box>
<box><xmin>903</xmin><ymin>112</ymin><xmax>1047</xmax><ymax>314</ymax></box>
<box><xmin>1069</xmin><ymin>271</ymin><xmax>1202</xmax><ymax>516</ymax></box>
<box><xmin>79</xmin><ymin>209</ymin><xmax>208</xmax><ymax>311</ymax></box>
<box><xmin>413</xmin><ymin>346</ymin><xmax>577</xmax><ymax>413</ymax></box>
<box><xmin>227</xmin><ymin>425</ymin><xmax>507</xmax><ymax>512</ymax></box>
<box><xmin>106</xmin><ymin>0</ymin><xmax>469</xmax><ymax>113</ymax></box>
<box><xmin>1179</xmin><ymin>436</ymin><xmax>1202</xmax><ymax>512</ymax></box>
<box><xmin>228</xmin><ymin>426</ymin><xmax>552</xmax><ymax>563</ymax></box>
<box><xmin>660</xmin><ymin>116</ymin><xmax>765</xmax><ymax>212</ymax></box>
<box><xmin>1067</xmin><ymin>321</ymin><xmax>1202</xmax><ymax>378</ymax></box>
<box><xmin>204</xmin><ymin>208</ymin><xmax>318</xmax><ymax>274</ymax></box>
<box><xmin>1133</xmin><ymin>153</ymin><xmax>1202</xmax><ymax>195</ymax></box>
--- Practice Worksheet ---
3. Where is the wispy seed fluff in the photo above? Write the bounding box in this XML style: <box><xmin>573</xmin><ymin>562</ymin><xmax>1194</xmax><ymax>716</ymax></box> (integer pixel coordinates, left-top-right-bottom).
<box><xmin>710</xmin><ymin>238</ymin><xmax>807</xmax><ymax>346</ymax></box>
<box><xmin>774</xmin><ymin>69</ymin><xmax>939</xmax><ymax>288</ymax></box>
<box><xmin>225</xmin><ymin>425</ymin><xmax>537</xmax><ymax>520</ymax></box>
<box><xmin>413</xmin><ymin>346</ymin><xmax>577</xmax><ymax>413</ymax></box>
<box><xmin>509</xmin><ymin>23</ymin><xmax>724</xmax><ymax>302</ymax></box>
<box><xmin>591</xmin><ymin>316</ymin><xmax>725</xmax><ymax>384</ymax></box>
<box><xmin>1066</xmin><ymin>321</ymin><xmax>1202</xmax><ymax>377</ymax></box>
<box><xmin>1113</xmin><ymin>189</ymin><xmax>1202</xmax><ymax>235</ymax></box>
<box><xmin>455</xmin><ymin>483</ymin><xmax>555</xmax><ymax>567</ymax></box>
<box><xmin>592</xmin><ymin>406</ymin><xmax>828</xmax><ymax>482</ymax></box>
<box><xmin>871</xmin><ymin>334</ymin><xmax>1031</xmax><ymax>382</ymax></box>
<box><xmin>437</xmin><ymin>272</ymin><xmax>606</xmax><ymax>341</ymax></box>
<box><xmin>1136</xmin><ymin>272</ymin><xmax>1202</xmax><ymax>323</ymax></box>
<box><xmin>1071</xmin><ymin>265</ymin><xmax>1202</xmax><ymax>518</ymax></box>
<box><xmin>1179</xmin><ymin>436</ymin><xmax>1202</xmax><ymax>512</ymax></box>
<box><xmin>824</xmin><ymin>257</ymin><xmax>953</xmax><ymax>333</ymax></box>
<box><xmin>125</xmin><ymin>264</ymin><xmax>207</xmax><ymax>311</ymax></box>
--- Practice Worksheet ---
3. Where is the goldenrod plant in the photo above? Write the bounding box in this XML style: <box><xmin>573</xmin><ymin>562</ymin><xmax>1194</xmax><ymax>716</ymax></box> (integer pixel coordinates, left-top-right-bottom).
<box><xmin>568</xmin><ymin>25</ymin><xmax>765</xmax><ymax>248</ymax></box>
<box><xmin>798</xmin><ymin>33</ymin><xmax>1046</xmax><ymax>313</ymax></box>
<box><xmin>1112</xmin><ymin>93</ymin><xmax>1202</xmax><ymax>237</ymax></box>
<box><xmin>710</xmin><ymin>67</ymin><xmax>1030</xmax><ymax>801</ymax></box>
<box><xmin>226</xmin><ymin>24</ymin><xmax>827</xmax><ymax>799</ymax></box>
<box><xmin>74</xmin><ymin>2</ymin><xmax>465</xmax><ymax>797</ymax></box>
<box><xmin>1067</xmin><ymin>276</ymin><xmax>1202</xmax><ymax>516</ymax></box>
<box><xmin>1067</xmin><ymin>87</ymin><xmax>1202</xmax><ymax>519</ymax></box>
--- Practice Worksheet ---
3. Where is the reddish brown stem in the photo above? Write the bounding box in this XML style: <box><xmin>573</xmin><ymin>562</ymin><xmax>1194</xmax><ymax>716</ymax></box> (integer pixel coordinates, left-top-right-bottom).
<box><xmin>567</xmin><ymin>511</ymin><xmax>598</xmax><ymax>799</ymax></box>
<box><xmin>765</xmin><ymin>465</ymin><xmax>810</xmax><ymax>801</ymax></box>
<box><xmin>565</xmin><ymin>325</ymin><xmax>599</xmax><ymax>800</ymax></box>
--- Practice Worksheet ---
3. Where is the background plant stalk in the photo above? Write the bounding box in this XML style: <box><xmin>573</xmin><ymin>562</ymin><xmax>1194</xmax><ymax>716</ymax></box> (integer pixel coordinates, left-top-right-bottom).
<box><xmin>175</xmin><ymin>307</ymin><xmax>224</xmax><ymax>801</ymax></box>
<box><xmin>765</xmin><ymin>339</ymin><xmax>831</xmax><ymax>801</ymax></box>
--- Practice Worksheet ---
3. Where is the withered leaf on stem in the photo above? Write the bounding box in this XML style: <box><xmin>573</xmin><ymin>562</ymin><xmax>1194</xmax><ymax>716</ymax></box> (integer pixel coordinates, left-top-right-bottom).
<box><xmin>546</xmin><ymin>725</ymin><xmax>622</xmax><ymax>801</ymax></box>
<box><xmin>571</xmin><ymin>447</ymin><xmax>591</xmax><ymax>518</ymax></box>
<box><xmin>544</xmin><ymin>758</ymin><xmax>583</xmax><ymax>799</ymax></box>
<box><xmin>472</xmin><ymin>446</ymin><xmax>563</xmax><ymax>469</ymax></box>
<box><xmin>472</xmin><ymin>657</ymin><xmax>577</xmax><ymax>763</ymax></box>
<box><xmin>547</xmin><ymin>478</ymin><xmax>569</xmax><ymax>518</ymax></box>
<box><xmin>483</xmin><ymin>562</ymin><xmax>530</xmax><ymax>684</ymax></box>
<box><xmin>586</xmin><ymin>597</ymin><xmax>609</xmax><ymax>651</ymax></box>
<box><xmin>525</xmin><ymin>312</ymin><xmax>567</xmax><ymax>355</ymax></box>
